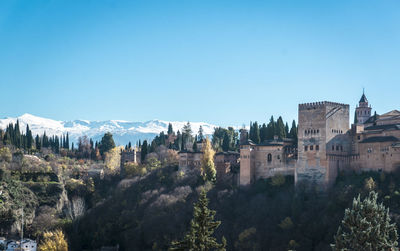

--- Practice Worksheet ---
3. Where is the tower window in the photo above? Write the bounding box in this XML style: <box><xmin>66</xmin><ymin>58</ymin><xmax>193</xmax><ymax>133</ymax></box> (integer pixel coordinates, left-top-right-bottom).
<box><xmin>316</xmin><ymin>145</ymin><xmax>319</xmax><ymax>151</ymax></box>
<box><xmin>310</xmin><ymin>145</ymin><xmax>314</xmax><ymax>151</ymax></box>
<box><xmin>267</xmin><ymin>154</ymin><xmax>272</xmax><ymax>162</ymax></box>
<box><xmin>332</xmin><ymin>145</ymin><xmax>335</xmax><ymax>151</ymax></box>
<box><xmin>304</xmin><ymin>146</ymin><xmax>308</xmax><ymax>151</ymax></box>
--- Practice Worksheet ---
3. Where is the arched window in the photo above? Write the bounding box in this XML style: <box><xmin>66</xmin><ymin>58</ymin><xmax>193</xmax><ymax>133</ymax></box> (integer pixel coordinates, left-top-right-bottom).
<box><xmin>267</xmin><ymin>154</ymin><xmax>272</xmax><ymax>162</ymax></box>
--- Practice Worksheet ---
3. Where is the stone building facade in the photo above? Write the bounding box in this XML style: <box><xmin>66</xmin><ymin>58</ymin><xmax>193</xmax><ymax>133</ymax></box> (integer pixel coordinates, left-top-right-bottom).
<box><xmin>240</xmin><ymin>137</ymin><xmax>297</xmax><ymax>185</ymax></box>
<box><xmin>239</xmin><ymin>93</ymin><xmax>400</xmax><ymax>188</ymax></box>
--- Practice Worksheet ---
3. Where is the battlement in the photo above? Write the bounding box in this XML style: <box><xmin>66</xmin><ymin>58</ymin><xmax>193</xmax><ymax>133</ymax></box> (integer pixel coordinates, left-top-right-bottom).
<box><xmin>299</xmin><ymin>101</ymin><xmax>349</xmax><ymax>110</ymax></box>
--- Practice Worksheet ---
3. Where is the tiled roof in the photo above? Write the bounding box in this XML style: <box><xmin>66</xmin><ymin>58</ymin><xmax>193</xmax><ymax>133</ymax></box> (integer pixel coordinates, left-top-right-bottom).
<box><xmin>359</xmin><ymin>136</ymin><xmax>399</xmax><ymax>143</ymax></box>
<box><xmin>364</xmin><ymin>124</ymin><xmax>400</xmax><ymax>131</ymax></box>
<box><xmin>359</xmin><ymin>94</ymin><xmax>368</xmax><ymax>103</ymax></box>
<box><xmin>215</xmin><ymin>151</ymin><xmax>240</xmax><ymax>156</ymax></box>
<box><xmin>240</xmin><ymin>139</ymin><xmax>255</xmax><ymax>145</ymax></box>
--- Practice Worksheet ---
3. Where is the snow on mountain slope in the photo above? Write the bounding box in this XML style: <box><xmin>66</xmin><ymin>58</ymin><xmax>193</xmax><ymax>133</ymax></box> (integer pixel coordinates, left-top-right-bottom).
<box><xmin>0</xmin><ymin>114</ymin><xmax>217</xmax><ymax>146</ymax></box>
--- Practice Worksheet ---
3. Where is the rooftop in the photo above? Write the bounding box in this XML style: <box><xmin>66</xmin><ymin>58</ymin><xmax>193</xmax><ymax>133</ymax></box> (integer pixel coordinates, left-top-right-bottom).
<box><xmin>359</xmin><ymin>136</ymin><xmax>399</xmax><ymax>143</ymax></box>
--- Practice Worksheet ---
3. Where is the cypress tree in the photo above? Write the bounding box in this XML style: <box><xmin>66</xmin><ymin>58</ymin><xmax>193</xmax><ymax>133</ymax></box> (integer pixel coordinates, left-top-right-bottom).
<box><xmin>331</xmin><ymin>191</ymin><xmax>398</xmax><ymax>251</ymax></box>
<box><xmin>289</xmin><ymin>120</ymin><xmax>298</xmax><ymax>146</ymax></box>
<box><xmin>285</xmin><ymin>122</ymin><xmax>289</xmax><ymax>138</ymax></box>
<box><xmin>276</xmin><ymin>116</ymin><xmax>286</xmax><ymax>139</ymax></box>
<box><xmin>66</xmin><ymin>133</ymin><xmax>70</xmax><ymax>150</ymax></box>
<box><xmin>266</xmin><ymin>116</ymin><xmax>275</xmax><ymax>140</ymax></box>
<box><xmin>168</xmin><ymin>123</ymin><xmax>174</xmax><ymax>135</ymax></box>
<box><xmin>198</xmin><ymin>126</ymin><xmax>204</xmax><ymax>142</ymax></box>
<box><xmin>354</xmin><ymin>110</ymin><xmax>358</xmax><ymax>124</ymax></box>
<box><xmin>222</xmin><ymin>133</ymin><xmax>230</xmax><ymax>152</ymax></box>
<box><xmin>250</xmin><ymin>121</ymin><xmax>260</xmax><ymax>144</ymax></box>
<box><xmin>141</xmin><ymin>140</ymin><xmax>148</xmax><ymax>162</ymax></box>
<box><xmin>170</xmin><ymin>189</ymin><xmax>226</xmax><ymax>251</ymax></box>
<box><xmin>26</xmin><ymin>125</ymin><xmax>33</xmax><ymax>150</ymax></box>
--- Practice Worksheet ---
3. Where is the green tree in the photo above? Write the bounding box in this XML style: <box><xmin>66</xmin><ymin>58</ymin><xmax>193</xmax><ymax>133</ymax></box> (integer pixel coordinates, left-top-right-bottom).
<box><xmin>222</xmin><ymin>133</ymin><xmax>230</xmax><ymax>152</ymax></box>
<box><xmin>141</xmin><ymin>140</ymin><xmax>148</xmax><ymax>162</ymax></box>
<box><xmin>168</xmin><ymin>123</ymin><xmax>174</xmax><ymax>135</ymax></box>
<box><xmin>276</xmin><ymin>116</ymin><xmax>286</xmax><ymax>139</ymax></box>
<box><xmin>99</xmin><ymin>132</ymin><xmax>116</xmax><ymax>155</ymax></box>
<box><xmin>198</xmin><ymin>126</ymin><xmax>204</xmax><ymax>142</ymax></box>
<box><xmin>331</xmin><ymin>191</ymin><xmax>398</xmax><ymax>251</ymax></box>
<box><xmin>266</xmin><ymin>116</ymin><xmax>276</xmax><ymax>140</ymax></box>
<box><xmin>289</xmin><ymin>120</ymin><xmax>297</xmax><ymax>140</ymax></box>
<box><xmin>170</xmin><ymin>189</ymin><xmax>226</xmax><ymax>251</ymax></box>
<box><xmin>354</xmin><ymin>110</ymin><xmax>358</xmax><ymax>124</ymax></box>
<box><xmin>250</xmin><ymin>121</ymin><xmax>260</xmax><ymax>144</ymax></box>
<box><xmin>35</xmin><ymin>135</ymin><xmax>41</xmax><ymax>150</ymax></box>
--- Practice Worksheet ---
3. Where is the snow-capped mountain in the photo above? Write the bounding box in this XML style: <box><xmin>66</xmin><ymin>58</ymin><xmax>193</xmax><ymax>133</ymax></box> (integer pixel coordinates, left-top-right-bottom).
<box><xmin>0</xmin><ymin>114</ymin><xmax>217</xmax><ymax>146</ymax></box>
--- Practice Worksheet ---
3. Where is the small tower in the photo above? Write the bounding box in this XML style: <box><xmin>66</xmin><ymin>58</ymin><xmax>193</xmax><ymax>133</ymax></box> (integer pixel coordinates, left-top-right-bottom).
<box><xmin>239</xmin><ymin>128</ymin><xmax>249</xmax><ymax>145</ymax></box>
<box><xmin>355</xmin><ymin>90</ymin><xmax>372</xmax><ymax>125</ymax></box>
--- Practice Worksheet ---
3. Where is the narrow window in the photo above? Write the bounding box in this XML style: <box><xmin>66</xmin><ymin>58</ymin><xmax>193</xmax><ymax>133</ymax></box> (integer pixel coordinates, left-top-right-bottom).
<box><xmin>332</xmin><ymin>145</ymin><xmax>335</xmax><ymax>151</ymax></box>
<box><xmin>316</xmin><ymin>145</ymin><xmax>319</xmax><ymax>151</ymax></box>
<box><xmin>310</xmin><ymin>145</ymin><xmax>314</xmax><ymax>151</ymax></box>
<box><xmin>304</xmin><ymin>146</ymin><xmax>308</xmax><ymax>151</ymax></box>
<box><xmin>267</xmin><ymin>153</ymin><xmax>272</xmax><ymax>162</ymax></box>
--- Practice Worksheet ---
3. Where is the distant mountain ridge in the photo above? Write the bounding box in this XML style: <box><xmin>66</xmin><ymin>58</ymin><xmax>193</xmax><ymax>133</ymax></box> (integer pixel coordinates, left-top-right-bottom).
<box><xmin>0</xmin><ymin>114</ymin><xmax>217</xmax><ymax>146</ymax></box>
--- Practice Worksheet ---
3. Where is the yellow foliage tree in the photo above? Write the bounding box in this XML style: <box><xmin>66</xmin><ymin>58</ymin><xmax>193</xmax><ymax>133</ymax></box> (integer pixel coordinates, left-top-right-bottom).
<box><xmin>39</xmin><ymin>229</ymin><xmax>68</xmax><ymax>251</ymax></box>
<box><xmin>200</xmin><ymin>137</ymin><xmax>216</xmax><ymax>182</ymax></box>
<box><xmin>104</xmin><ymin>147</ymin><xmax>123</xmax><ymax>172</ymax></box>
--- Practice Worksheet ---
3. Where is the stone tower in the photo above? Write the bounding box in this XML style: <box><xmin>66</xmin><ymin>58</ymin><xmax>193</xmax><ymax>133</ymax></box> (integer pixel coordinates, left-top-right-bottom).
<box><xmin>239</xmin><ymin>128</ymin><xmax>249</xmax><ymax>145</ymax></box>
<box><xmin>295</xmin><ymin>101</ymin><xmax>350</xmax><ymax>188</ymax></box>
<box><xmin>355</xmin><ymin>90</ymin><xmax>372</xmax><ymax>125</ymax></box>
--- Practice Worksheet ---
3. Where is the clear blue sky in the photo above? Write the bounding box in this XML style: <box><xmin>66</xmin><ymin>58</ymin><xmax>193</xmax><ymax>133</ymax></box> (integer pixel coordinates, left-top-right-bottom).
<box><xmin>1</xmin><ymin>0</ymin><xmax>399</xmax><ymax>127</ymax></box>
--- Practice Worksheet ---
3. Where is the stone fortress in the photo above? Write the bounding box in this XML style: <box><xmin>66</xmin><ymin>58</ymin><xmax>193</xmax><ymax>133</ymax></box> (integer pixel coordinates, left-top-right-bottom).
<box><xmin>240</xmin><ymin>92</ymin><xmax>400</xmax><ymax>188</ymax></box>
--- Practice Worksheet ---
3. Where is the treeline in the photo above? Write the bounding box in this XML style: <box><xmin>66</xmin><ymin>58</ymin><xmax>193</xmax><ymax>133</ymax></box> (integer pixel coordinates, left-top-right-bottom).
<box><xmin>135</xmin><ymin>122</ymin><xmax>203</xmax><ymax>162</ymax></box>
<box><xmin>0</xmin><ymin>120</ymin><xmax>71</xmax><ymax>153</ymax></box>
<box><xmin>249</xmin><ymin>116</ymin><xmax>298</xmax><ymax>144</ymax></box>
<box><xmin>133</xmin><ymin>122</ymin><xmax>241</xmax><ymax>162</ymax></box>
<box><xmin>0</xmin><ymin>120</ymin><xmax>115</xmax><ymax>160</ymax></box>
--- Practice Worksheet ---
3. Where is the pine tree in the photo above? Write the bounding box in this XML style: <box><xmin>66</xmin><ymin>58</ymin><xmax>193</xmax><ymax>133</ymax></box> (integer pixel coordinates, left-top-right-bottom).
<box><xmin>332</xmin><ymin>191</ymin><xmax>398</xmax><ymax>251</ymax></box>
<box><xmin>200</xmin><ymin>138</ymin><xmax>216</xmax><ymax>182</ymax></box>
<box><xmin>170</xmin><ymin>189</ymin><xmax>226</xmax><ymax>251</ymax></box>
<box><xmin>99</xmin><ymin>132</ymin><xmax>116</xmax><ymax>155</ymax></box>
